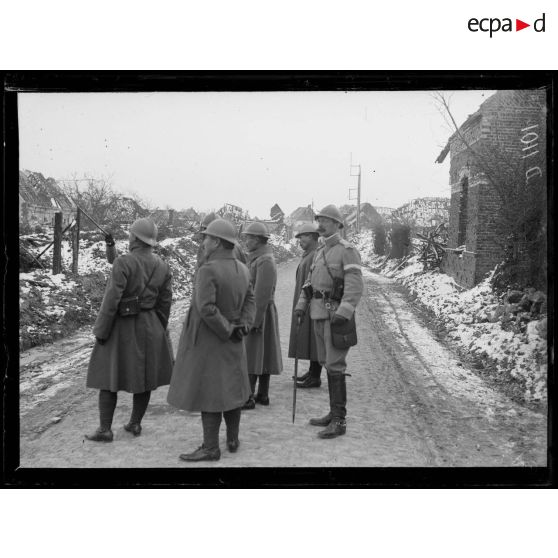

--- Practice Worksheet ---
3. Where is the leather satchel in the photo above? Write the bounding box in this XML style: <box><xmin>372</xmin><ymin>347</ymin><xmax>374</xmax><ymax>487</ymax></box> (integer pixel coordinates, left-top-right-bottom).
<box><xmin>330</xmin><ymin>314</ymin><xmax>357</xmax><ymax>349</ymax></box>
<box><xmin>117</xmin><ymin>261</ymin><xmax>158</xmax><ymax>317</ymax></box>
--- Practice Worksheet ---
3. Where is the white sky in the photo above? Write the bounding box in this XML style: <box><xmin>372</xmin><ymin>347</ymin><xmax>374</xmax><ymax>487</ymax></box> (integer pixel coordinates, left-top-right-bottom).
<box><xmin>18</xmin><ymin>90</ymin><xmax>494</xmax><ymax>218</ymax></box>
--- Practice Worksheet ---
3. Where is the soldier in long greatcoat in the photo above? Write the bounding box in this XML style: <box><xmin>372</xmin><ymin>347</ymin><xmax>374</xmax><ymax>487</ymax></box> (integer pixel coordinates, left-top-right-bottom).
<box><xmin>85</xmin><ymin>218</ymin><xmax>174</xmax><ymax>442</ymax></box>
<box><xmin>167</xmin><ymin>219</ymin><xmax>255</xmax><ymax>462</ymax></box>
<box><xmin>241</xmin><ymin>222</ymin><xmax>283</xmax><ymax>409</ymax></box>
<box><xmin>288</xmin><ymin>223</ymin><xmax>323</xmax><ymax>388</ymax></box>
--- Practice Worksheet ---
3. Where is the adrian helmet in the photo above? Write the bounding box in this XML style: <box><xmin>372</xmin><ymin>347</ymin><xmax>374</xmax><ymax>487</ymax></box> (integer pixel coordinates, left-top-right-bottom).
<box><xmin>295</xmin><ymin>223</ymin><xmax>320</xmax><ymax>238</ymax></box>
<box><xmin>200</xmin><ymin>211</ymin><xmax>218</xmax><ymax>230</ymax></box>
<box><xmin>203</xmin><ymin>218</ymin><xmax>238</xmax><ymax>244</ymax></box>
<box><xmin>130</xmin><ymin>218</ymin><xmax>158</xmax><ymax>246</ymax></box>
<box><xmin>242</xmin><ymin>221</ymin><xmax>271</xmax><ymax>239</ymax></box>
<box><xmin>314</xmin><ymin>204</ymin><xmax>344</xmax><ymax>228</ymax></box>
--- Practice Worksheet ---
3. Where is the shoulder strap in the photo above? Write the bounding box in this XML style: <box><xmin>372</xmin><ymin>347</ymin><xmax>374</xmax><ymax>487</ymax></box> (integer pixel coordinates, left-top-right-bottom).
<box><xmin>130</xmin><ymin>253</ymin><xmax>159</xmax><ymax>298</ymax></box>
<box><xmin>321</xmin><ymin>247</ymin><xmax>336</xmax><ymax>282</ymax></box>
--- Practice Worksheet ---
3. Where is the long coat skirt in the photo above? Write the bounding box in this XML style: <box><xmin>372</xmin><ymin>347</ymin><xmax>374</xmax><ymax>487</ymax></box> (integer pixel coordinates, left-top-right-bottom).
<box><xmin>167</xmin><ymin>248</ymin><xmax>256</xmax><ymax>412</ymax></box>
<box><xmin>288</xmin><ymin>247</ymin><xmax>319</xmax><ymax>361</ymax></box>
<box><xmin>86</xmin><ymin>244</ymin><xmax>174</xmax><ymax>393</ymax></box>
<box><xmin>244</xmin><ymin>244</ymin><xmax>283</xmax><ymax>376</ymax></box>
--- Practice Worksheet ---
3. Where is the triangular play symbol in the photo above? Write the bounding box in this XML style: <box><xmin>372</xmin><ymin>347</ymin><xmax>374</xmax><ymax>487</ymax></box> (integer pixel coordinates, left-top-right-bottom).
<box><xmin>516</xmin><ymin>19</ymin><xmax>530</xmax><ymax>31</ymax></box>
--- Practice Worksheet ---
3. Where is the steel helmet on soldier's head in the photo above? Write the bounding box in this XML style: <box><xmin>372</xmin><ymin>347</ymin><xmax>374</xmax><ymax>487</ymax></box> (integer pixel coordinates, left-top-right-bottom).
<box><xmin>130</xmin><ymin>218</ymin><xmax>158</xmax><ymax>246</ymax></box>
<box><xmin>243</xmin><ymin>221</ymin><xmax>271</xmax><ymax>238</ymax></box>
<box><xmin>295</xmin><ymin>223</ymin><xmax>320</xmax><ymax>238</ymax></box>
<box><xmin>201</xmin><ymin>212</ymin><xmax>218</xmax><ymax>229</ymax></box>
<box><xmin>315</xmin><ymin>204</ymin><xmax>344</xmax><ymax>228</ymax></box>
<box><xmin>203</xmin><ymin>218</ymin><xmax>238</xmax><ymax>244</ymax></box>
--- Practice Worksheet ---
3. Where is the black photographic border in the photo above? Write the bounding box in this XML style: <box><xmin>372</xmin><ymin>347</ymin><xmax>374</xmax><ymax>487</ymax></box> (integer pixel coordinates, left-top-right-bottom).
<box><xmin>2</xmin><ymin>70</ymin><xmax>555</xmax><ymax>488</ymax></box>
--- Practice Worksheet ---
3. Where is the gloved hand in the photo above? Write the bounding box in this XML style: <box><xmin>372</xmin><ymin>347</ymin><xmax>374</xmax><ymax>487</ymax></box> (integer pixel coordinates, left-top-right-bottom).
<box><xmin>230</xmin><ymin>324</ymin><xmax>247</xmax><ymax>342</ymax></box>
<box><xmin>294</xmin><ymin>309</ymin><xmax>305</xmax><ymax>325</ymax></box>
<box><xmin>331</xmin><ymin>313</ymin><xmax>348</xmax><ymax>326</ymax></box>
<box><xmin>96</xmin><ymin>337</ymin><xmax>107</xmax><ymax>345</ymax></box>
<box><xmin>104</xmin><ymin>233</ymin><xmax>115</xmax><ymax>247</ymax></box>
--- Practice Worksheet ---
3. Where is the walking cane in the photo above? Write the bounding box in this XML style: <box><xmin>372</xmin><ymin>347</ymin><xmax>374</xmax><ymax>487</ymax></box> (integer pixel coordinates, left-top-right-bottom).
<box><xmin>292</xmin><ymin>319</ymin><xmax>301</xmax><ymax>423</ymax></box>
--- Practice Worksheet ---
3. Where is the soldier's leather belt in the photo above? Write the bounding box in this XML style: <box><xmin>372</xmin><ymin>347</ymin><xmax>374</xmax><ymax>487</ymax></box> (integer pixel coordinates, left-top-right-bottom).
<box><xmin>313</xmin><ymin>291</ymin><xmax>331</xmax><ymax>299</ymax></box>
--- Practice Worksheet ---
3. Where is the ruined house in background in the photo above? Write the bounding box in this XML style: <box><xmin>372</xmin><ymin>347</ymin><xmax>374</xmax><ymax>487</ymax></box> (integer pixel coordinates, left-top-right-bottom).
<box><xmin>19</xmin><ymin>170</ymin><xmax>76</xmax><ymax>229</ymax></box>
<box><xmin>391</xmin><ymin>197</ymin><xmax>450</xmax><ymax>236</ymax></box>
<box><xmin>270</xmin><ymin>203</ymin><xmax>285</xmax><ymax>223</ymax></box>
<box><xmin>345</xmin><ymin>202</ymin><xmax>384</xmax><ymax>235</ymax></box>
<box><xmin>436</xmin><ymin>90</ymin><xmax>547</xmax><ymax>289</ymax></box>
<box><xmin>285</xmin><ymin>205</ymin><xmax>315</xmax><ymax>238</ymax></box>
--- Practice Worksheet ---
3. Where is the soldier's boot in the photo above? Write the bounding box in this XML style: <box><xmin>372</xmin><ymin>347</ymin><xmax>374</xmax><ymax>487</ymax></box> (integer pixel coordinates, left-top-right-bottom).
<box><xmin>309</xmin><ymin>372</ymin><xmax>333</xmax><ymax>426</ymax></box>
<box><xmin>85</xmin><ymin>390</ymin><xmax>116</xmax><ymax>442</ymax></box>
<box><xmin>318</xmin><ymin>374</ymin><xmax>347</xmax><ymax>439</ymax></box>
<box><xmin>180</xmin><ymin>411</ymin><xmax>222</xmax><ymax>461</ymax></box>
<box><xmin>242</xmin><ymin>375</ymin><xmax>257</xmax><ymax>410</ymax></box>
<box><xmin>298</xmin><ymin>361</ymin><xmax>322</xmax><ymax>388</ymax></box>
<box><xmin>124</xmin><ymin>390</ymin><xmax>151</xmax><ymax>436</ymax></box>
<box><xmin>224</xmin><ymin>408</ymin><xmax>241</xmax><ymax>453</ymax></box>
<box><xmin>255</xmin><ymin>374</ymin><xmax>270</xmax><ymax>405</ymax></box>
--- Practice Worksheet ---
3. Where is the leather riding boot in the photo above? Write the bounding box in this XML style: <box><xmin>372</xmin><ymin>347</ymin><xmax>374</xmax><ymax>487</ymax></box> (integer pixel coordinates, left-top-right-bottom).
<box><xmin>318</xmin><ymin>374</ymin><xmax>347</xmax><ymax>439</ymax></box>
<box><xmin>309</xmin><ymin>372</ymin><xmax>333</xmax><ymax>426</ymax></box>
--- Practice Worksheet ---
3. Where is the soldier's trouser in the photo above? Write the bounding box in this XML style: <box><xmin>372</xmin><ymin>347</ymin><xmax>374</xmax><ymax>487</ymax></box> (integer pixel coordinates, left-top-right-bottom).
<box><xmin>201</xmin><ymin>412</ymin><xmax>222</xmax><ymax>450</ymax></box>
<box><xmin>130</xmin><ymin>391</ymin><xmax>151</xmax><ymax>425</ymax></box>
<box><xmin>223</xmin><ymin>408</ymin><xmax>241</xmax><ymax>442</ymax></box>
<box><xmin>248</xmin><ymin>374</ymin><xmax>270</xmax><ymax>398</ymax></box>
<box><xmin>256</xmin><ymin>374</ymin><xmax>270</xmax><ymax>397</ymax></box>
<box><xmin>99</xmin><ymin>390</ymin><xmax>117</xmax><ymax>431</ymax></box>
<box><xmin>309</xmin><ymin>360</ymin><xmax>322</xmax><ymax>378</ymax></box>
<box><xmin>313</xmin><ymin>319</ymin><xmax>349</xmax><ymax>377</ymax></box>
<box><xmin>313</xmin><ymin>319</ymin><xmax>349</xmax><ymax>419</ymax></box>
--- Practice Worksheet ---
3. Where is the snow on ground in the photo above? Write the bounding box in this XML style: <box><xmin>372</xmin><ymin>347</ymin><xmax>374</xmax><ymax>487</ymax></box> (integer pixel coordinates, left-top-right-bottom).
<box><xmin>354</xmin><ymin>232</ymin><xmax>547</xmax><ymax>403</ymax></box>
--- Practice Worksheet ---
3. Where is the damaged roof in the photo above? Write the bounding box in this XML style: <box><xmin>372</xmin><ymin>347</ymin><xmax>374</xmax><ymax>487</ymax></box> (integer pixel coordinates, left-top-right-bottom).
<box><xmin>19</xmin><ymin>170</ymin><xmax>76</xmax><ymax>211</ymax></box>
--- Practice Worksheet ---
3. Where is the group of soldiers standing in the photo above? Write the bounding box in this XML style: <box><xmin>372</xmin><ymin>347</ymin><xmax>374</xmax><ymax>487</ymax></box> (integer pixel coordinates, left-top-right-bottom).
<box><xmin>84</xmin><ymin>204</ymin><xmax>363</xmax><ymax>462</ymax></box>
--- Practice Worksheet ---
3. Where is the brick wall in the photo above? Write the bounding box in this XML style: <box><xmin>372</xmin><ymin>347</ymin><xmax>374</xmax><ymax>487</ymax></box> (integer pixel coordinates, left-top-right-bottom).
<box><xmin>442</xmin><ymin>89</ymin><xmax>547</xmax><ymax>288</ymax></box>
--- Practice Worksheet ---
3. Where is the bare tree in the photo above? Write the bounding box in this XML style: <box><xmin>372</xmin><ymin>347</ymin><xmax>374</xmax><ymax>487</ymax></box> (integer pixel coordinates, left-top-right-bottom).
<box><xmin>61</xmin><ymin>174</ymin><xmax>120</xmax><ymax>230</ymax></box>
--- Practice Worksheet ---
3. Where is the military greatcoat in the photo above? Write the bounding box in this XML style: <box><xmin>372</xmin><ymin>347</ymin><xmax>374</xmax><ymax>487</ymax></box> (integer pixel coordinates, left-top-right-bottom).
<box><xmin>86</xmin><ymin>241</ymin><xmax>174</xmax><ymax>393</ymax></box>
<box><xmin>245</xmin><ymin>244</ymin><xmax>283</xmax><ymax>376</ymax></box>
<box><xmin>167</xmin><ymin>247</ymin><xmax>256</xmax><ymax>412</ymax></box>
<box><xmin>288</xmin><ymin>245</ymin><xmax>319</xmax><ymax>361</ymax></box>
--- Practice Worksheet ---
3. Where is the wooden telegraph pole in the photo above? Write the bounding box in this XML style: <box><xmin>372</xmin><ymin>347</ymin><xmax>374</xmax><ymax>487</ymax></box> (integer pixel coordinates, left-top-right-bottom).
<box><xmin>72</xmin><ymin>208</ymin><xmax>81</xmax><ymax>274</ymax></box>
<box><xmin>52</xmin><ymin>212</ymin><xmax>63</xmax><ymax>274</ymax></box>
<box><xmin>349</xmin><ymin>158</ymin><xmax>362</xmax><ymax>234</ymax></box>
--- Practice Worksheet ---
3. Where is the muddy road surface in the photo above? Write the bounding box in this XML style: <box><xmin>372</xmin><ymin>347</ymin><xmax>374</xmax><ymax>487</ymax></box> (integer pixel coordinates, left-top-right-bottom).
<box><xmin>19</xmin><ymin>259</ymin><xmax>547</xmax><ymax>468</ymax></box>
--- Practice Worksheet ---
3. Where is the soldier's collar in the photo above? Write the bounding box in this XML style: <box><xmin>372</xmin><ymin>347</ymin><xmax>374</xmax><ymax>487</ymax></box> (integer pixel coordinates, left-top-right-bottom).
<box><xmin>323</xmin><ymin>233</ymin><xmax>341</xmax><ymax>247</ymax></box>
<box><xmin>207</xmin><ymin>246</ymin><xmax>235</xmax><ymax>260</ymax></box>
<box><xmin>248</xmin><ymin>243</ymin><xmax>272</xmax><ymax>260</ymax></box>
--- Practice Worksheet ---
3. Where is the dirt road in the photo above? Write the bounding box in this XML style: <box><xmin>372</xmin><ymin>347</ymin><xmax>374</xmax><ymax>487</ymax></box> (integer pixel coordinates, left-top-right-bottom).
<box><xmin>19</xmin><ymin>259</ymin><xmax>547</xmax><ymax>467</ymax></box>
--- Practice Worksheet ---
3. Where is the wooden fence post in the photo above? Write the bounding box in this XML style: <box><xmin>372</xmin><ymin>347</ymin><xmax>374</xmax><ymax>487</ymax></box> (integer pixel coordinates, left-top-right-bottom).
<box><xmin>72</xmin><ymin>208</ymin><xmax>81</xmax><ymax>274</ymax></box>
<box><xmin>53</xmin><ymin>212</ymin><xmax>62</xmax><ymax>275</ymax></box>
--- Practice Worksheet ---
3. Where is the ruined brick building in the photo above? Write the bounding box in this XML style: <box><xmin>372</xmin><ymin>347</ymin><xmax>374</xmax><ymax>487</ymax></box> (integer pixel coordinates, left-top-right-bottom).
<box><xmin>436</xmin><ymin>90</ymin><xmax>547</xmax><ymax>288</ymax></box>
<box><xmin>391</xmin><ymin>197</ymin><xmax>449</xmax><ymax>234</ymax></box>
<box><xmin>19</xmin><ymin>170</ymin><xmax>76</xmax><ymax>228</ymax></box>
